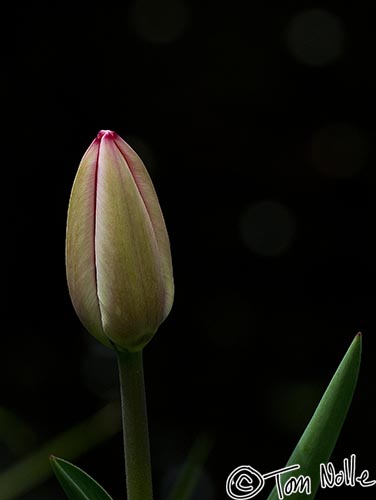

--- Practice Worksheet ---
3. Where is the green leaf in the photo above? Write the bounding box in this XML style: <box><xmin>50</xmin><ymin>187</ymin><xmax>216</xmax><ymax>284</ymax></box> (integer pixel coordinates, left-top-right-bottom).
<box><xmin>267</xmin><ymin>332</ymin><xmax>362</xmax><ymax>500</ymax></box>
<box><xmin>50</xmin><ymin>456</ymin><xmax>113</xmax><ymax>500</ymax></box>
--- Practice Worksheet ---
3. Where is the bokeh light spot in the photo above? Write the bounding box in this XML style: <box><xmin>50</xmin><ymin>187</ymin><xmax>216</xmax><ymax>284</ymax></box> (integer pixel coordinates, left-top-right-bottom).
<box><xmin>286</xmin><ymin>9</ymin><xmax>345</xmax><ymax>66</ymax></box>
<box><xmin>309</xmin><ymin>122</ymin><xmax>369</xmax><ymax>178</ymax></box>
<box><xmin>130</xmin><ymin>0</ymin><xmax>189</xmax><ymax>44</ymax></box>
<box><xmin>239</xmin><ymin>201</ymin><xmax>296</xmax><ymax>257</ymax></box>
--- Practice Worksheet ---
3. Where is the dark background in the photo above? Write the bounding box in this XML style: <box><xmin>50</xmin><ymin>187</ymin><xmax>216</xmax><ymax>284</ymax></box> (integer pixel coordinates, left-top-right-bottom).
<box><xmin>2</xmin><ymin>2</ymin><xmax>376</xmax><ymax>499</ymax></box>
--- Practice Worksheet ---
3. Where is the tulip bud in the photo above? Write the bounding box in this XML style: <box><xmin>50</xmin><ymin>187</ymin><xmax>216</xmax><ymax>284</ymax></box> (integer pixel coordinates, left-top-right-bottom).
<box><xmin>66</xmin><ymin>130</ymin><xmax>174</xmax><ymax>352</ymax></box>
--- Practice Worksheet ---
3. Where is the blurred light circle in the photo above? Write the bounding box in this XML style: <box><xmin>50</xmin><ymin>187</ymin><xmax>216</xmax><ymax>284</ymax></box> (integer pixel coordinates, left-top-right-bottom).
<box><xmin>239</xmin><ymin>201</ymin><xmax>296</xmax><ymax>256</ymax></box>
<box><xmin>310</xmin><ymin>122</ymin><xmax>369</xmax><ymax>178</ymax></box>
<box><xmin>286</xmin><ymin>9</ymin><xmax>345</xmax><ymax>66</ymax></box>
<box><xmin>130</xmin><ymin>0</ymin><xmax>189</xmax><ymax>43</ymax></box>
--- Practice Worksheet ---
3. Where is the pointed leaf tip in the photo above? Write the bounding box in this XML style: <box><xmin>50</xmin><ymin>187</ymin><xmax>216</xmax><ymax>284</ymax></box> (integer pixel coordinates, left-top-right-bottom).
<box><xmin>267</xmin><ymin>334</ymin><xmax>362</xmax><ymax>499</ymax></box>
<box><xmin>50</xmin><ymin>456</ymin><xmax>113</xmax><ymax>500</ymax></box>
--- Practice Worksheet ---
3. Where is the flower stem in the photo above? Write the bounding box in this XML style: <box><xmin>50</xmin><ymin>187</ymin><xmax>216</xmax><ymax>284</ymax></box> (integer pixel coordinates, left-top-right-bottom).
<box><xmin>117</xmin><ymin>349</ymin><xmax>153</xmax><ymax>500</ymax></box>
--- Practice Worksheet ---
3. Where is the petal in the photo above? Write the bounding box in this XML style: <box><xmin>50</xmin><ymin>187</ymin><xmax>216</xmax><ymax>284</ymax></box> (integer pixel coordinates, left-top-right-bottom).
<box><xmin>113</xmin><ymin>133</ymin><xmax>174</xmax><ymax>318</ymax></box>
<box><xmin>66</xmin><ymin>136</ymin><xmax>110</xmax><ymax>348</ymax></box>
<box><xmin>95</xmin><ymin>133</ymin><xmax>168</xmax><ymax>350</ymax></box>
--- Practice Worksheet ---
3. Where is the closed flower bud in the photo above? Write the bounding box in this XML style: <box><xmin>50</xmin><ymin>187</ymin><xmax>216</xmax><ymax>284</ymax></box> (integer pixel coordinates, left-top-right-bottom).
<box><xmin>66</xmin><ymin>130</ymin><xmax>174</xmax><ymax>352</ymax></box>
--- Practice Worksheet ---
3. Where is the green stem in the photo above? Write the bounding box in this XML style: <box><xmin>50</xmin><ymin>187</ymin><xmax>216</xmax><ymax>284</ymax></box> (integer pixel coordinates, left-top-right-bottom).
<box><xmin>117</xmin><ymin>349</ymin><xmax>153</xmax><ymax>500</ymax></box>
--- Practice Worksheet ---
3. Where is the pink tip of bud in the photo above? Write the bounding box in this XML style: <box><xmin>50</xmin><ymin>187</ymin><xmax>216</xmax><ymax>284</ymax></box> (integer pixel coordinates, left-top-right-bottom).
<box><xmin>96</xmin><ymin>130</ymin><xmax>116</xmax><ymax>140</ymax></box>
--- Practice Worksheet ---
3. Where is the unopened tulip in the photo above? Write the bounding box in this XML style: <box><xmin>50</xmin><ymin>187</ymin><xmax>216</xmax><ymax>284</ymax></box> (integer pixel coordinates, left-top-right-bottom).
<box><xmin>66</xmin><ymin>130</ymin><xmax>174</xmax><ymax>351</ymax></box>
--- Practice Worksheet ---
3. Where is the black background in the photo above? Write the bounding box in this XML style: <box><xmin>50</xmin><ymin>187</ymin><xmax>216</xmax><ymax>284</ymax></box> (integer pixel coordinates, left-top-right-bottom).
<box><xmin>3</xmin><ymin>2</ymin><xmax>376</xmax><ymax>499</ymax></box>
